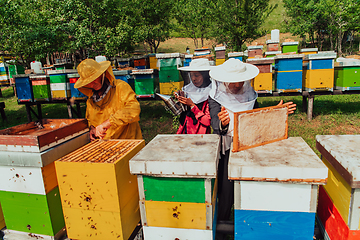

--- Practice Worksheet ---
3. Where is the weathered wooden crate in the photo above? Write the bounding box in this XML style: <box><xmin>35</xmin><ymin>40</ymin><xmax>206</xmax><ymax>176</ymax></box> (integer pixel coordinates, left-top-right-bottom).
<box><xmin>232</xmin><ymin>105</ymin><xmax>288</xmax><ymax>152</ymax></box>
<box><xmin>303</xmin><ymin>51</ymin><xmax>336</xmax><ymax>92</ymax></box>
<box><xmin>316</xmin><ymin>135</ymin><xmax>360</xmax><ymax>240</ymax></box>
<box><xmin>129</xmin><ymin>134</ymin><xmax>220</xmax><ymax>240</ymax></box>
<box><xmin>55</xmin><ymin>139</ymin><xmax>145</xmax><ymax>240</ymax></box>
<box><xmin>334</xmin><ymin>60</ymin><xmax>360</xmax><ymax>91</ymax></box>
<box><xmin>30</xmin><ymin>74</ymin><xmax>51</xmax><ymax>101</ymax></box>
<box><xmin>229</xmin><ymin>137</ymin><xmax>328</xmax><ymax>240</ymax></box>
<box><xmin>274</xmin><ymin>54</ymin><xmax>304</xmax><ymax>93</ymax></box>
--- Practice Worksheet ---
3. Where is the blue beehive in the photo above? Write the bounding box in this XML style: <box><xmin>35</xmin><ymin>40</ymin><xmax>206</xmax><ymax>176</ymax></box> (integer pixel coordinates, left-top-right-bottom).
<box><xmin>14</xmin><ymin>74</ymin><xmax>33</xmax><ymax>102</ymax></box>
<box><xmin>274</xmin><ymin>54</ymin><xmax>304</xmax><ymax>93</ymax></box>
<box><xmin>228</xmin><ymin>52</ymin><xmax>244</xmax><ymax>62</ymax></box>
<box><xmin>67</xmin><ymin>73</ymin><xmax>87</xmax><ymax>100</ymax></box>
<box><xmin>113</xmin><ymin>70</ymin><xmax>134</xmax><ymax>90</ymax></box>
<box><xmin>184</xmin><ymin>54</ymin><xmax>193</xmax><ymax>67</ymax></box>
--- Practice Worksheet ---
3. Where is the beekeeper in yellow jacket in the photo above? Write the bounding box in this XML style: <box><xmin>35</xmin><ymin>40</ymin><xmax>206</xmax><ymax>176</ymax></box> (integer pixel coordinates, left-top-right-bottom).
<box><xmin>75</xmin><ymin>59</ymin><xmax>142</xmax><ymax>140</ymax></box>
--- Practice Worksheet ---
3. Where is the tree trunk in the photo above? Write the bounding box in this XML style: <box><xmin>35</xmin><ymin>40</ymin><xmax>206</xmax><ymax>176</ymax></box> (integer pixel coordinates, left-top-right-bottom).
<box><xmin>337</xmin><ymin>31</ymin><xmax>343</xmax><ymax>56</ymax></box>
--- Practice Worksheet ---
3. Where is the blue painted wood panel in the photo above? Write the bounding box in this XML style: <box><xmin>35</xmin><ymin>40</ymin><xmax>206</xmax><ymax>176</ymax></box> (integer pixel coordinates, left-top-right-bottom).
<box><xmin>275</xmin><ymin>71</ymin><xmax>302</xmax><ymax>91</ymax></box>
<box><xmin>309</xmin><ymin>59</ymin><xmax>333</xmax><ymax>70</ymax></box>
<box><xmin>275</xmin><ymin>58</ymin><xmax>303</xmax><ymax>71</ymax></box>
<box><xmin>69</xmin><ymin>83</ymin><xmax>86</xmax><ymax>99</ymax></box>
<box><xmin>235</xmin><ymin>209</ymin><xmax>315</xmax><ymax>240</ymax></box>
<box><xmin>15</xmin><ymin>76</ymin><xmax>33</xmax><ymax>102</ymax></box>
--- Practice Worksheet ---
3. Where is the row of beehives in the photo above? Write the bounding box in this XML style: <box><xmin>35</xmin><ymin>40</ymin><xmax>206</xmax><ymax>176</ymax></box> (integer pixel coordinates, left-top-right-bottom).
<box><xmin>247</xmin><ymin>51</ymin><xmax>360</xmax><ymax>94</ymax></box>
<box><xmin>0</xmin><ymin>116</ymin><xmax>359</xmax><ymax>239</ymax></box>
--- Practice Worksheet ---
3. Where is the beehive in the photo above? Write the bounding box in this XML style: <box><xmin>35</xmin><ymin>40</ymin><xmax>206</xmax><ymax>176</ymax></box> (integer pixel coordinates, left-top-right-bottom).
<box><xmin>247</xmin><ymin>46</ymin><xmax>263</xmax><ymax>59</ymax></box>
<box><xmin>334</xmin><ymin>60</ymin><xmax>360</xmax><ymax>91</ymax></box>
<box><xmin>215</xmin><ymin>46</ymin><xmax>226</xmax><ymax>59</ymax></box>
<box><xmin>14</xmin><ymin>74</ymin><xmax>33</xmax><ymax>102</ymax></box>
<box><xmin>48</xmin><ymin>70</ymin><xmax>71</xmax><ymax>100</ymax></box>
<box><xmin>274</xmin><ymin>54</ymin><xmax>304</xmax><ymax>93</ymax></box>
<box><xmin>133</xmin><ymin>55</ymin><xmax>149</xmax><ymax>69</ymax></box>
<box><xmin>184</xmin><ymin>54</ymin><xmax>193</xmax><ymax>67</ymax></box>
<box><xmin>30</xmin><ymin>74</ymin><xmax>51</xmax><ymax>101</ymax></box>
<box><xmin>266</xmin><ymin>40</ymin><xmax>279</xmax><ymax>51</ymax></box>
<box><xmin>131</xmin><ymin>69</ymin><xmax>155</xmax><ymax>98</ymax></box>
<box><xmin>303</xmin><ymin>51</ymin><xmax>336</xmax><ymax>92</ymax></box>
<box><xmin>300</xmin><ymin>48</ymin><xmax>318</xmax><ymax>55</ymax></box>
<box><xmin>159</xmin><ymin>81</ymin><xmax>184</xmax><ymax>95</ymax></box>
<box><xmin>148</xmin><ymin>54</ymin><xmax>158</xmax><ymax>70</ymax></box>
<box><xmin>0</xmin><ymin>61</ymin><xmax>9</xmax><ymax>86</ymax></box>
<box><xmin>281</xmin><ymin>41</ymin><xmax>299</xmax><ymax>53</ymax></box>
<box><xmin>229</xmin><ymin>137</ymin><xmax>328</xmax><ymax>240</ymax></box>
<box><xmin>316</xmin><ymin>135</ymin><xmax>360</xmax><ymax>240</ymax></box>
<box><xmin>129</xmin><ymin>134</ymin><xmax>220</xmax><ymax>240</ymax></box>
<box><xmin>215</xmin><ymin>58</ymin><xmax>226</xmax><ymax>66</ymax></box>
<box><xmin>247</xmin><ymin>58</ymin><xmax>274</xmax><ymax>93</ymax></box>
<box><xmin>228</xmin><ymin>52</ymin><xmax>244</xmax><ymax>61</ymax></box>
<box><xmin>67</xmin><ymin>73</ymin><xmax>87</xmax><ymax>100</ymax></box>
<box><xmin>193</xmin><ymin>48</ymin><xmax>211</xmax><ymax>57</ymax></box>
<box><xmin>55</xmin><ymin>139</ymin><xmax>145</xmax><ymax>240</ymax></box>
<box><xmin>117</xmin><ymin>57</ymin><xmax>130</xmax><ymax>68</ymax></box>
<box><xmin>0</xmin><ymin>119</ymin><xmax>89</xmax><ymax>238</ymax></box>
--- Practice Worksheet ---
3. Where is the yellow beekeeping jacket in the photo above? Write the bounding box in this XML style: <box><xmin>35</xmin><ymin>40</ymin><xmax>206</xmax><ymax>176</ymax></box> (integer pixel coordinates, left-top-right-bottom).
<box><xmin>80</xmin><ymin>67</ymin><xmax>143</xmax><ymax>140</ymax></box>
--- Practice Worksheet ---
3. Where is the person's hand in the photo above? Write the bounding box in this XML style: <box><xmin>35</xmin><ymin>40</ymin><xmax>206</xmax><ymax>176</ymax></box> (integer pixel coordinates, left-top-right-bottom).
<box><xmin>95</xmin><ymin>119</ymin><xmax>111</xmax><ymax>139</ymax></box>
<box><xmin>177</xmin><ymin>96</ymin><xmax>195</xmax><ymax>108</ymax></box>
<box><xmin>218</xmin><ymin>106</ymin><xmax>230</xmax><ymax>127</ymax></box>
<box><xmin>89</xmin><ymin>125</ymin><xmax>97</xmax><ymax>141</ymax></box>
<box><xmin>277</xmin><ymin>100</ymin><xmax>297</xmax><ymax>114</ymax></box>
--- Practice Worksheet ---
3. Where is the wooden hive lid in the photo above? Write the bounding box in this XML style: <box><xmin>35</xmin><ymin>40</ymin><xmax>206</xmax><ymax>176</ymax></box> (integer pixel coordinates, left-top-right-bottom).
<box><xmin>303</xmin><ymin>51</ymin><xmax>337</xmax><ymax>60</ymax></box>
<box><xmin>229</xmin><ymin>137</ymin><xmax>328</xmax><ymax>184</ymax></box>
<box><xmin>129</xmin><ymin>134</ymin><xmax>221</xmax><ymax>178</ymax></box>
<box><xmin>58</xmin><ymin>139</ymin><xmax>145</xmax><ymax>164</ymax></box>
<box><xmin>316</xmin><ymin>135</ymin><xmax>360</xmax><ymax>188</ymax></box>
<box><xmin>0</xmin><ymin>119</ymin><xmax>89</xmax><ymax>153</ymax></box>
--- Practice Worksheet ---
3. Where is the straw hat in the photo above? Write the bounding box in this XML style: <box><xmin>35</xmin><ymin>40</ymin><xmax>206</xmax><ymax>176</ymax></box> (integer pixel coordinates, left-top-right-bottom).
<box><xmin>178</xmin><ymin>58</ymin><xmax>213</xmax><ymax>71</ymax></box>
<box><xmin>75</xmin><ymin>59</ymin><xmax>111</xmax><ymax>89</ymax></box>
<box><xmin>209</xmin><ymin>58</ymin><xmax>259</xmax><ymax>82</ymax></box>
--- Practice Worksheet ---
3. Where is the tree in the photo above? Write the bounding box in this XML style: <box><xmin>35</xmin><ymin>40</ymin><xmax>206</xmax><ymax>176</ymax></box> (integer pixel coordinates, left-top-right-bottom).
<box><xmin>211</xmin><ymin>0</ymin><xmax>277</xmax><ymax>51</ymax></box>
<box><xmin>174</xmin><ymin>0</ymin><xmax>215</xmax><ymax>49</ymax></box>
<box><xmin>129</xmin><ymin>0</ymin><xmax>175</xmax><ymax>53</ymax></box>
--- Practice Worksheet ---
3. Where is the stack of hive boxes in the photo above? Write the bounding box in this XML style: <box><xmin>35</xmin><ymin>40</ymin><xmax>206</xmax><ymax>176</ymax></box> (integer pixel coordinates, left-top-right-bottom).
<box><xmin>131</xmin><ymin>69</ymin><xmax>156</xmax><ymax>98</ymax></box>
<box><xmin>247</xmin><ymin>58</ymin><xmax>274</xmax><ymax>94</ymax></box>
<box><xmin>30</xmin><ymin>74</ymin><xmax>51</xmax><ymax>102</ymax></box>
<box><xmin>133</xmin><ymin>55</ymin><xmax>149</xmax><ymax>69</ymax></box>
<box><xmin>0</xmin><ymin>57</ymin><xmax>9</xmax><ymax>86</ymax></box>
<box><xmin>157</xmin><ymin>53</ymin><xmax>184</xmax><ymax>95</ymax></box>
<box><xmin>334</xmin><ymin>58</ymin><xmax>360</xmax><ymax>91</ymax></box>
<box><xmin>274</xmin><ymin>54</ymin><xmax>304</xmax><ymax>93</ymax></box>
<box><xmin>316</xmin><ymin>135</ymin><xmax>360</xmax><ymax>240</ymax></box>
<box><xmin>303</xmin><ymin>51</ymin><xmax>337</xmax><ymax>92</ymax></box>
<box><xmin>55</xmin><ymin>139</ymin><xmax>145</xmax><ymax>240</ymax></box>
<box><xmin>67</xmin><ymin>72</ymin><xmax>87</xmax><ymax>100</ymax></box>
<box><xmin>229</xmin><ymin>137</ymin><xmax>327</xmax><ymax>239</ymax></box>
<box><xmin>130</xmin><ymin>134</ymin><xmax>220</xmax><ymax>240</ymax></box>
<box><xmin>193</xmin><ymin>48</ymin><xmax>213</xmax><ymax>64</ymax></box>
<box><xmin>215</xmin><ymin>45</ymin><xmax>226</xmax><ymax>66</ymax></box>
<box><xmin>0</xmin><ymin>119</ymin><xmax>90</xmax><ymax>239</ymax></box>
<box><xmin>14</xmin><ymin>74</ymin><xmax>33</xmax><ymax>102</ymax></box>
<box><xmin>247</xmin><ymin>46</ymin><xmax>263</xmax><ymax>59</ymax></box>
<box><xmin>117</xmin><ymin>58</ymin><xmax>131</xmax><ymax>69</ymax></box>
<box><xmin>48</xmin><ymin>69</ymin><xmax>71</xmax><ymax>100</ymax></box>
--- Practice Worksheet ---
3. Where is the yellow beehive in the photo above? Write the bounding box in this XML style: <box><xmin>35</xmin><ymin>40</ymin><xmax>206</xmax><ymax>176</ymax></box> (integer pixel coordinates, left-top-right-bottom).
<box><xmin>149</xmin><ymin>55</ymin><xmax>158</xmax><ymax>70</ymax></box>
<box><xmin>0</xmin><ymin>202</ymin><xmax>5</xmax><ymax>229</ymax></box>
<box><xmin>215</xmin><ymin>58</ymin><xmax>226</xmax><ymax>66</ymax></box>
<box><xmin>251</xmin><ymin>72</ymin><xmax>272</xmax><ymax>92</ymax></box>
<box><xmin>303</xmin><ymin>69</ymin><xmax>334</xmax><ymax>91</ymax></box>
<box><xmin>55</xmin><ymin>139</ymin><xmax>145</xmax><ymax>240</ymax></box>
<box><xmin>159</xmin><ymin>81</ymin><xmax>184</xmax><ymax>95</ymax></box>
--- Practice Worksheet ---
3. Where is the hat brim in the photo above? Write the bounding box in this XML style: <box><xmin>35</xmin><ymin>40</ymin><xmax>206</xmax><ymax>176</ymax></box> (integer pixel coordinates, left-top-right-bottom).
<box><xmin>209</xmin><ymin>62</ymin><xmax>259</xmax><ymax>82</ymax></box>
<box><xmin>178</xmin><ymin>65</ymin><xmax>214</xmax><ymax>71</ymax></box>
<box><xmin>75</xmin><ymin>61</ymin><xmax>111</xmax><ymax>89</ymax></box>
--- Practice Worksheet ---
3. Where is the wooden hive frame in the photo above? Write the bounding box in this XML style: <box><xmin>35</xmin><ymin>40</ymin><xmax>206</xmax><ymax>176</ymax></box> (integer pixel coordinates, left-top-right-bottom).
<box><xmin>233</xmin><ymin>105</ymin><xmax>288</xmax><ymax>152</ymax></box>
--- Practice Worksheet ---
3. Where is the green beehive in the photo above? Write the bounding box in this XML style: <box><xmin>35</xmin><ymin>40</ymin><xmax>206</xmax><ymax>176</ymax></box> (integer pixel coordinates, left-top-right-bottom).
<box><xmin>159</xmin><ymin>66</ymin><xmax>180</xmax><ymax>83</ymax></box>
<box><xmin>30</xmin><ymin>74</ymin><xmax>51</xmax><ymax>101</ymax></box>
<box><xmin>334</xmin><ymin>59</ymin><xmax>360</xmax><ymax>91</ymax></box>
<box><xmin>281</xmin><ymin>42</ymin><xmax>299</xmax><ymax>54</ymax></box>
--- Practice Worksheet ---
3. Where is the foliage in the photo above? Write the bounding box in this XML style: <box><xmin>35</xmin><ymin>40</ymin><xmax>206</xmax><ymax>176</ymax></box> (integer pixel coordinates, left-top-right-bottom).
<box><xmin>210</xmin><ymin>0</ymin><xmax>277</xmax><ymax>51</ymax></box>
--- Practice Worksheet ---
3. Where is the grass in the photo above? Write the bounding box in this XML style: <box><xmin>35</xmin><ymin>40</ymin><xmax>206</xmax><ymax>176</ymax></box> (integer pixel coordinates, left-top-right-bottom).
<box><xmin>2</xmin><ymin>86</ymin><xmax>360</xmax><ymax>156</ymax></box>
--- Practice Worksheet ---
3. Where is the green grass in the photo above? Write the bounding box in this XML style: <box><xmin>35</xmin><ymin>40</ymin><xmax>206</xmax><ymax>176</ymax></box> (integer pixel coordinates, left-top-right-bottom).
<box><xmin>262</xmin><ymin>0</ymin><xmax>287</xmax><ymax>32</ymax></box>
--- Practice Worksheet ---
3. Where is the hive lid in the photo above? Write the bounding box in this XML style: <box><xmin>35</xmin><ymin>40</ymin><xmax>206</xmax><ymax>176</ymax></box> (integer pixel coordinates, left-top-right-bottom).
<box><xmin>0</xmin><ymin>119</ymin><xmax>89</xmax><ymax>153</ymax></box>
<box><xmin>215</xmin><ymin>46</ymin><xmax>226</xmax><ymax>51</ymax></box>
<box><xmin>228</xmin><ymin>52</ymin><xmax>244</xmax><ymax>57</ymax></box>
<box><xmin>29</xmin><ymin>74</ymin><xmax>48</xmax><ymax>79</ymax></box>
<box><xmin>133</xmin><ymin>55</ymin><xmax>148</xmax><ymax>59</ymax></box>
<box><xmin>131</xmin><ymin>69</ymin><xmax>154</xmax><ymax>75</ymax></box>
<box><xmin>265</xmin><ymin>51</ymin><xmax>282</xmax><ymax>56</ymax></box>
<box><xmin>300</xmin><ymin>48</ymin><xmax>318</xmax><ymax>53</ymax></box>
<box><xmin>335</xmin><ymin>57</ymin><xmax>360</xmax><ymax>67</ymax></box>
<box><xmin>281</xmin><ymin>41</ymin><xmax>299</xmax><ymax>46</ymax></box>
<box><xmin>303</xmin><ymin>51</ymin><xmax>337</xmax><ymax>60</ymax></box>
<box><xmin>155</xmin><ymin>53</ymin><xmax>185</xmax><ymax>59</ymax></box>
<box><xmin>57</xmin><ymin>139</ymin><xmax>145</xmax><ymax>164</ymax></box>
<box><xmin>266</xmin><ymin>40</ymin><xmax>279</xmax><ymax>44</ymax></box>
<box><xmin>113</xmin><ymin>70</ymin><xmax>130</xmax><ymax>76</ymax></box>
<box><xmin>129</xmin><ymin>134</ymin><xmax>221</xmax><ymax>178</ymax></box>
<box><xmin>246</xmin><ymin>58</ymin><xmax>274</xmax><ymax>65</ymax></box>
<box><xmin>229</xmin><ymin>137</ymin><xmax>328</xmax><ymax>184</ymax></box>
<box><xmin>13</xmin><ymin>74</ymin><xmax>31</xmax><ymax>78</ymax></box>
<box><xmin>275</xmin><ymin>54</ymin><xmax>305</xmax><ymax>59</ymax></box>
<box><xmin>316</xmin><ymin>135</ymin><xmax>360</xmax><ymax>188</ymax></box>
<box><xmin>248</xmin><ymin>45</ymin><xmax>263</xmax><ymax>50</ymax></box>
<box><xmin>185</xmin><ymin>54</ymin><xmax>193</xmax><ymax>58</ymax></box>
<box><xmin>67</xmin><ymin>73</ymin><xmax>80</xmax><ymax>78</ymax></box>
